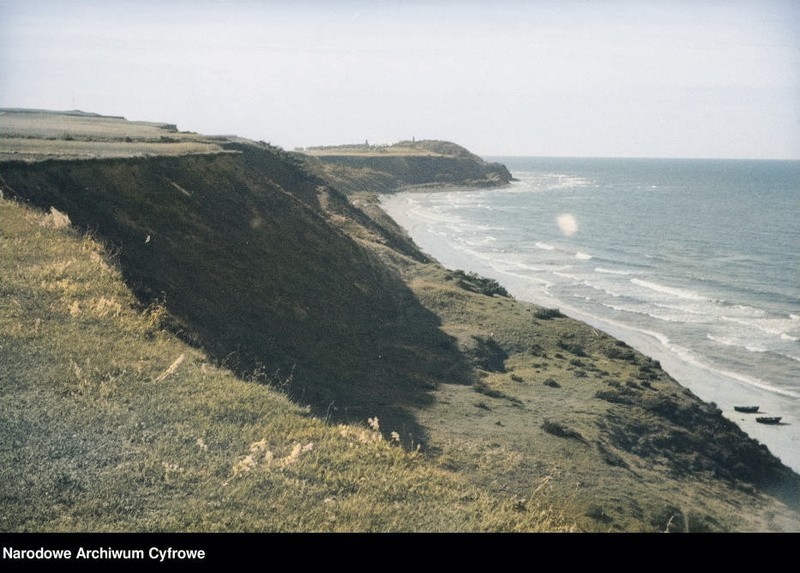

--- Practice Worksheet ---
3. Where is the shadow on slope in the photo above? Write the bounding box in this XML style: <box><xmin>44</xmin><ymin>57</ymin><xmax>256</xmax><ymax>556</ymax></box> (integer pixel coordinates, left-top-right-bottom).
<box><xmin>1</xmin><ymin>146</ymin><xmax>473</xmax><ymax>445</ymax></box>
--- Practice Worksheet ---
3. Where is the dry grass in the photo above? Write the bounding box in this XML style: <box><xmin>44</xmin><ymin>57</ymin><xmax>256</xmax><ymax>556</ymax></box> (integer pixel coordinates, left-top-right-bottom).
<box><xmin>0</xmin><ymin>109</ymin><xmax>225</xmax><ymax>161</ymax></box>
<box><xmin>0</xmin><ymin>196</ymin><xmax>574</xmax><ymax>532</ymax></box>
<box><xmin>0</xmin><ymin>137</ymin><xmax>224</xmax><ymax>161</ymax></box>
<box><xmin>0</xmin><ymin>109</ymin><xmax>177</xmax><ymax>140</ymax></box>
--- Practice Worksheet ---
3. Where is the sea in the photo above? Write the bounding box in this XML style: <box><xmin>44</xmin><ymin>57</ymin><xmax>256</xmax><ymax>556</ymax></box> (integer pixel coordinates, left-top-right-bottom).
<box><xmin>381</xmin><ymin>157</ymin><xmax>800</xmax><ymax>473</ymax></box>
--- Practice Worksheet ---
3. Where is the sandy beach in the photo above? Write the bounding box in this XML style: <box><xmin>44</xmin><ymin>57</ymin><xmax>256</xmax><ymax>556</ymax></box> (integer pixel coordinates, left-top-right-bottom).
<box><xmin>381</xmin><ymin>191</ymin><xmax>800</xmax><ymax>474</ymax></box>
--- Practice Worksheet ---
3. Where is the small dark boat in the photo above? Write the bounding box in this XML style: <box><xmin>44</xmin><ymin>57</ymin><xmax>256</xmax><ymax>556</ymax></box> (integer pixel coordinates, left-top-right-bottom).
<box><xmin>734</xmin><ymin>406</ymin><xmax>759</xmax><ymax>413</ymax></box>
<box><xmin>756</xmin><ymin>416</ymin><xmax>782</xmax><ymax>425</ymax></box>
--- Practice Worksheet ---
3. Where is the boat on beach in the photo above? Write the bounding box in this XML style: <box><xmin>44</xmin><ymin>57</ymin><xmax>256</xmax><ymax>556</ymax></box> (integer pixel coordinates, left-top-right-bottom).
<box><xmin>734</xmin><ymin>406</ymin><xmax>759</xmax><ymax>413</ymax></box>
<box><xmin>756</xmin><ymin>416</ymin><xmax>782</xmax><ymax>425</ymax></box>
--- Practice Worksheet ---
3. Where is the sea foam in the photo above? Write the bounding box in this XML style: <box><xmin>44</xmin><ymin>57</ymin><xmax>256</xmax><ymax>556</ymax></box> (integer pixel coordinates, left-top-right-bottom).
<box><xmin>630</xmin><ymin>278</ymin><xmax>707</xmax><ymax>301</ymax></box>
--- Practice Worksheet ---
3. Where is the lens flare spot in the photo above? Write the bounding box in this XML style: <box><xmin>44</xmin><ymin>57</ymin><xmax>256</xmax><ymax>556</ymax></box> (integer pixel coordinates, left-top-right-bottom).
<box><xmin>556</xmin><ymin>213</ymin><xmax>578</xmax><ymax>236</ymax></box>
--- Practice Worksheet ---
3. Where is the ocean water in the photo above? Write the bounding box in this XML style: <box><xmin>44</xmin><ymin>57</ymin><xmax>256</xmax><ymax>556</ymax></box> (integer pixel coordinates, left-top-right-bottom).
<box><xmin>381</xmin><ymin>157</ymin><xmax>800</xmax><ymax>472</ymax></box>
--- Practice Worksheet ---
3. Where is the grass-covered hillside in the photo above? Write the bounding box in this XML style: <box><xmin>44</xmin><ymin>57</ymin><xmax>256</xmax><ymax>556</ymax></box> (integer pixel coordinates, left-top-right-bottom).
<box><xmin>0</xmin><ymin>198</ymin><xmax>571</xmax><ymax>532</ymax></box>
<box><xmin>1</xmin><ymin>110</ymin><xmax>798</xmax><ymax>531</ymax></box>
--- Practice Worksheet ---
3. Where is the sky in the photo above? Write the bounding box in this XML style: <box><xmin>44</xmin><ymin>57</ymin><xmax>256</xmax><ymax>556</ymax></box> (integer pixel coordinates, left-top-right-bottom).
<box><xmin>1</xmin><ymin>0</ymin><xmax>799</xmax><ymax>159</ymax></box>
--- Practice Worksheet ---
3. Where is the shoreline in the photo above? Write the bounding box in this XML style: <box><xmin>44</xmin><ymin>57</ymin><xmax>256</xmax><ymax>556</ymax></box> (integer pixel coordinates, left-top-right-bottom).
<box><xmin>380</xmin><ymin>191</ymin><xmax>800</xmax><ymax>475</ymax></box>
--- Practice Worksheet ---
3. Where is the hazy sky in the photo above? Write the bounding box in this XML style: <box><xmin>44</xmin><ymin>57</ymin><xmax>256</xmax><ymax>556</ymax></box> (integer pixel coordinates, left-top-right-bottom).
<box><xmin>2</xmin><ymin>0</ymin><xmax>799</xmax><ymax>158</ymax></box>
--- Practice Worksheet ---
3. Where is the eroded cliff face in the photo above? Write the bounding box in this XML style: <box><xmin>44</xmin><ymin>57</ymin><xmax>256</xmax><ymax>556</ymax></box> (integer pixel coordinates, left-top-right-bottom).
<box><xmin>309</xmin><ymin>154</ymin><xmax>513</xmax><ymax>188</ymax></box>
<box><xmin>0</xmin><ymin>143</ymin><xmax>472</xmax><ymax>438</ymax></box>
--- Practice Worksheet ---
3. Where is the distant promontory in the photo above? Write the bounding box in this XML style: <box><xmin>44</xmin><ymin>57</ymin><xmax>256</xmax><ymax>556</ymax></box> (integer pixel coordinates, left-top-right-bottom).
<box><xmin>299</xmin><ymin>139</ymin><xmax>514</xmax><ymax>193</ymax></box>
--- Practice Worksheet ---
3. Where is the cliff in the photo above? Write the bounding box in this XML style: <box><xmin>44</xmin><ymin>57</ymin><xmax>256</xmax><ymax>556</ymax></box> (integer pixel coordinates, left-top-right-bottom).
<box><xmin>1</xmin><ymin>110</ymin><xmax>798</xmax><ymax>531</ymax></box>
<box><xmin>0</xmin><ymin>144</ymin><xmax>460</xmax><ymax>439</ymax></box>
<box><xmin>301</xmin><ymin>140</ymin><xmax>514</xmax><ymax>193</ymax></box>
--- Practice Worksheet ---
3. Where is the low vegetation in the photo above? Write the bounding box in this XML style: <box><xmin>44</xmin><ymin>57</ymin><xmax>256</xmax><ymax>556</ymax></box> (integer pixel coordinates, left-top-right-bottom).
<box><xmin>0</xmin><ymin>198</ymin><xmax>572</xmax><ymax>532</ymax></box>
<box><xmin>0</xmin><ymin>108</ymin><xmax>224</xmax><ymax>161</ymax></box>
<box><xmin>445</xmin><ymin>269</ymin><xmax>511</xmax><ymax>298</ymax></box>
<box><xmin>2</xmin><ymin>110</ymin><xmax>798</xmax><ymax>532</ymax></box>
<box><xmin>301</xmin><ymin>139</ymin><xmax>513</xmax><ymax>191</ymax></box>
<box><xmin>541</xmin><ymin>420</ymin><xmax>587</xmax><ymax>443</ymax></box>
<box><xmin>383</xmin><ymin>259</ymin><xmax>799</xmax><ymax>531</ymax></box>
<box><xmin>534</xmin><ymin>307</ymin><xmax>565</xmax><ymax>320</ymax></box>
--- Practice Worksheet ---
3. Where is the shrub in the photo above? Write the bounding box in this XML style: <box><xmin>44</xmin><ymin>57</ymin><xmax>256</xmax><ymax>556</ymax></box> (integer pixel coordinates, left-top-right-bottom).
<box><xmin>541</xmin><ymin>420</ymin><xmax>586</xmax><ymax>443</ymax></box>
<box><xmin>446</xmin><ymin>270</ymin><xmax>510</xmax><ymax>298</ymax></box>
<box><xmin>650</xmin><ymin>505</ymin><xmax>686</xmax><ymax>533</ymax></box>
<box><xmin>527</xmin><ymin>344</ymin><xmax>546</xmax><ymax>357</ymax></box>
<box><xmin>534</xmin><ymin>307</ymin><xmax>564</xmax><ymax>320</ymax></box>
<box><xmin>603</xmin><ymin>345</ymin><xmax>636</xmax><ymax>362</ymax></box>
<box><xmin>594</xmin><ymin>389</ymin><xmax>634</xmax><ymax>405</ymax></box>
<box><xmin>543</xmin><ymin>378</ymin><xmax>560</xmax><ymax>388</ymax></box>
<box><xmin>557</xmin><ymin>340</ymin><xmax>587</xmax><ymax>357</ymax></box>
<box><xmin>473</xmin><ymin>380</ymin><xmax>523</xmax><ymax>405</ymax></box>
<box><xmin>637</xmin><ymin>365</ymin><xmax>659</xmax><ymax>381</ymax></box>
<box><xmin>586</xmin><ymin>505</ymin><xmax>613</xmax><ymax>524</ymax></box>
<box><xmin>469</xmin><ymin>336</ymin><xmax>508</xmax><ymax>373</ymax></box>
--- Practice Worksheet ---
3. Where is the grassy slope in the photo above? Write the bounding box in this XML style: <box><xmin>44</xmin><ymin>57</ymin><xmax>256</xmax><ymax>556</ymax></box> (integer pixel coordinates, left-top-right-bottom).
<box><xmin>396</xmin><ymin>263</ymin><xmax>800</xmax><ymax>531</ymax></box>
<box><xmin>0</xmin><ymin>198</ymin><xmax>571</xmax><ymax>532</ymax></box>
<box><xmin>325</xmin><ymin>189</ymin><xmax>800</xmax><ymax>532</ymax></box>
<box><xmin>2</xmin><ymin>114</ymin><xmax>798</xmax><ymax>531</ymax></box>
